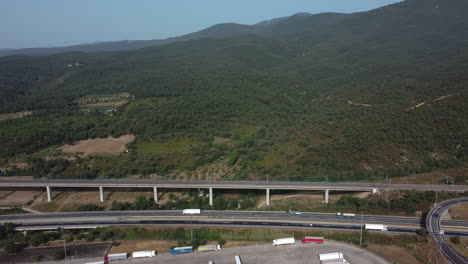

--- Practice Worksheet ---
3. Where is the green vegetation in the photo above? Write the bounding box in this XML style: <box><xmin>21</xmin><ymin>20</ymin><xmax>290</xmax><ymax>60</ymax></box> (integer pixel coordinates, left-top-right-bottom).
<box><xmin>110</xmin><ymin>192</ymin><xmax>259</xmax><ymax>211</ymax></box>
<box><xmin>450</xmin><ymin>236</ymin><xmax>461</xmax><ymax>244</ymax></box>
<box><xmin>136</xmin><ymin>137</ymin><xmax>198</xmax><ymax>154</ymax></box>
<box><xmin>76</xmin><ymin>204</ymin><xmax>102</xmax><ymax>212</ymax></box>
<box><xmin>0</xmin><ymin>207</ymin><xmax>25</xmax><ymax>215</ymax></box>
<box><xmin>0</xmin><ymin>0</ymin><xmax>467</xmax><ymax>182</ymax></box>
<box><xmin>52</xmin><ymin>251</ymin><xmax>65</xmax><ymax>260</ymax></box>
<box><xmin>328</xmin><ymin>191</ymin><xmax>468</xmax><ymax>215</ymax></box>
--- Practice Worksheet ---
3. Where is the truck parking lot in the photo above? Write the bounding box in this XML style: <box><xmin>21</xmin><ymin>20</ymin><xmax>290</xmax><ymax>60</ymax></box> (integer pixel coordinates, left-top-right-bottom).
<box><xmin>103</xmin><ymin>241</ymin><xmax>389</xmax><ymax>264</ymax></box>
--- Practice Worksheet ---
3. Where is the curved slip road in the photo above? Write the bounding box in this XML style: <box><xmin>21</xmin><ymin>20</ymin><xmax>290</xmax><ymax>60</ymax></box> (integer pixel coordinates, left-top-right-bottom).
<box><xmin>426</xmin><ymin>198</ymin><xmax>468</xmax><ymax>264</ymax></box>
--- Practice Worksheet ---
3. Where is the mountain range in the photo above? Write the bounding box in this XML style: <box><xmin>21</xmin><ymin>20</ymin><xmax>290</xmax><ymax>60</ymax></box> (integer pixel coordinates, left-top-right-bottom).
<box><xmin>0</xmin><ymin>12</ymin><xmax>346</xmax><ymax>57</ymax></box>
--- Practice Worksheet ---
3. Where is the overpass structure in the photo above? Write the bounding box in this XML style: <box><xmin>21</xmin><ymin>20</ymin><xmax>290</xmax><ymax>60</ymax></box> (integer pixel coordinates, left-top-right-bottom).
<box><xmin>0</xmin><ymin>179</ymin><xmax>467</xmax><ymax>206</ymax></box>
<box><xmin>426</xmin><ymin>198</ymin><xmax>468</xmax><ymax>264</ymax></box>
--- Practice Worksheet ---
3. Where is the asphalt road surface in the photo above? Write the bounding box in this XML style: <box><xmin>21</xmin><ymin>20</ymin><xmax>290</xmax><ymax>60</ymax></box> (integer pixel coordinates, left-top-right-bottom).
<box><xmin>2</xmin><ymin>210</ymin><xmax>467</xmax><ymax>228</ymax></box>
<box><xmin>426</xmin><ymin>198</ymin><xmax>468</xmax><ymax>264</ymax></box>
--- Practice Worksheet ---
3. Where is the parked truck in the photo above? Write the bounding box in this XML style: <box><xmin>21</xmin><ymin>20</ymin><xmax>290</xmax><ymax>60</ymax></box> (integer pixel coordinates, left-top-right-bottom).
<box><xmin>319</xmin><ymin>252</ymin><xmax>344</xmax><ymax>261</ymax></box>
<box><xmin>104</xmin><ymin>253</ymin><xmax>127</xmax><ymax>261</ymax></box>
<box><xmin>301</xmin><ymin>236</ymin><xmax>324</xmax><ymax>243</ymax></box>
<box><xmin>132</xmin><ymin>251</ymin><xmax>156</xmax><ymax>258</ymax></box>
<box><xmin>365</xmin><ymin>224</ymin><xmax>388</xmax><ymax>231</ymax></box>
<box><xmin>171</xmin><ymin>246</ymin><xmax>194</xmax><ymax>255</ymax></box>
<box><xmin>272</xmin><ymin>237</ymin><xmax>295</xmax><ymax>246</ymax></box>
<box><xmin>336</xmin><ymin>212</ymin><xmax>355</xmax><ymax>218</ymax></box>
<box><xmin>198</xmin><ymin>244</ymin><xmax>221</xmax><ymax>252</ymax></box>
<box><xmin>183</xmin><ymin>209</ymin><xmax>201</xmax><ymax>214</ymax></box>
<box><xmin>320</xmin><ymin>259</ymin><xmax>350</xmax><ymax>264</ymax></box>
<box><xmin>235</xmin><ymin>255</ymin><xmax>242</xmax><ymax>264</ymax></box>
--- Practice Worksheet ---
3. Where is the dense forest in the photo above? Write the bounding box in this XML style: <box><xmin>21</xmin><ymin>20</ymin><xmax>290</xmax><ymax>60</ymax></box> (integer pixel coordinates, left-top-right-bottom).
<box><xmin>0</xmin><ymin>0</ymin><xmax>467</xmax><ymax>182</ymax></box>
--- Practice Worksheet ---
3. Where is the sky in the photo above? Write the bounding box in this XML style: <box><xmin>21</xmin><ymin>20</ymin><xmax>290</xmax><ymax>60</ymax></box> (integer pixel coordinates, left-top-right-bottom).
<box><xmin>1</xmin><ymin>0</ymin><xmax>402</xmax><ymax>49</ymax></box>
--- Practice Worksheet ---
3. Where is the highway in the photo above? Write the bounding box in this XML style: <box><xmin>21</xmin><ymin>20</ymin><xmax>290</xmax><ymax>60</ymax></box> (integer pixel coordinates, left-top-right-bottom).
<box><xmin>2</xmin><ymin>210</ymin><xmax>467</xmax><ymax>228</ymax></box>
<box><xmin>2</xmin><ymin>210</ymin><xmax>468</xmax><ymax>235</ymax></box>
<box><xmin>427</xmin><ymin>198</ymin><xmax>468</xmax><ymax>264</ymax></box>
<box><xmin>6</xmin><ymin>218</ymin><xmax>468</xmax><ymax>238</ymax></box>
<box><xmin>1</xmin><ymin>179</ymin><xmax>467</xmax><ymax>192</ymax></box>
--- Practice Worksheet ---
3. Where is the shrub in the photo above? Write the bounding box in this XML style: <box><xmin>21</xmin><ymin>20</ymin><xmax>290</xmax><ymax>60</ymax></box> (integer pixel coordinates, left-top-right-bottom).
<box><xmin>417</xmin><ymin>227</ymin><xmax>428</xmax><ymax>237</ymax></box>
<box><xmin>450</xmin><ymin>236</ymin><xmax>461</xmax><ymax>244</ymax></box>
<box><xmin>218</xmin><ymin>239</ymin><xmax>227</xmax><ymax>246</ymax></box>
<box><xmin>53</xmin><ymin>251</ymin><xmax>65</xmax><ymax>260</ymax></box>
<box><xmin>3</xmin><ymin>240</ymin><xmax>17</xmax><ymax>254</ymax></box>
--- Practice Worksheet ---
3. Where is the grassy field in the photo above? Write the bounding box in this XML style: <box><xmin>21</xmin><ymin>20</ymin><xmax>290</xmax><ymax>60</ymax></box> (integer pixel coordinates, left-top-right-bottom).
<box><xmin>136</xmin><ymin>137</ymin><xmax>199</xmax><ymax>154</ymax></box>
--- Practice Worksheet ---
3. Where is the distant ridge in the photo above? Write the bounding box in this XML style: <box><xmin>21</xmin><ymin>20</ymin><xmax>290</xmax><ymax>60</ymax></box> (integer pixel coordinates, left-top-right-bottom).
<box><xmin>0</xmin><ymin>12</ymin><xmax>347</xmax><ymax>57</ymax></box>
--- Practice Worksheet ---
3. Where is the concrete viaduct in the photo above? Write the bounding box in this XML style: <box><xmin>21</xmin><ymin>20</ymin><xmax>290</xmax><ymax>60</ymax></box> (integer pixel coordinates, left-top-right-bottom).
<box><xmin>0</xmin><ymin>179</ymin><xmax>467</xmax><ymax>206</ymax></box>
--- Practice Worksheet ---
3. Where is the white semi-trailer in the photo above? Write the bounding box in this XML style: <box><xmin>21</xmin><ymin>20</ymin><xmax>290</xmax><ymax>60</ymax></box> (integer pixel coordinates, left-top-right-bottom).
<box><xmin>320</xmin><ymin>259</ymin><xmax>350</xmax><ymax>264</ymax></box>
<box><xmin>235</xmin><ymin>255</ymin><xmax>242</xmax><ymax>264</ymax></box>
<box><xmin>365</xmin><ymin>224</ymin><xmax>388</xmax><ymax>231</ymax></box>
<box><xmin>132</xmin><ymin>250</ymin><xmax>156</xmax><ymax>258</ymax></box>
<box><xmin>105</xmin><ymin>253</ymin><xmax>127</xmax><ymax>261</ymax></box>
<box><xmin>183</xmin><ymin>209</ymin><xmax>201</xmax><ymax>214</ymax></box>
<box><xmin>319</xmin><ymin>252</ymin><xmax>344</xmax><ymax>261</ymax></box>
<box><xmin>198</xmin><ymin>244</ymin><xmax>221</xmax><ymax>252</ymax></box>
<box><xmin>272</xmin><ymin>237</ymin><xmax>295</xmax><ymax>246</ymax></box>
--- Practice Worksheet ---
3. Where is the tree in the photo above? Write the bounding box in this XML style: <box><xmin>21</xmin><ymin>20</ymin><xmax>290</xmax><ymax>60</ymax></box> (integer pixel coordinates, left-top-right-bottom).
<box><xmin>3</xmin><ymin>240</ymin><xmax>17</xmax><ymax>254</ymax></box>
<box><xmin>31</xmin><ymin>233</ymin><xmax>47</xmax><ymax>246</ymax></box>
<box><xmin>53</xmin><ymin>251</ymin><xmax>65</xmax><ymax>260</ymax></box>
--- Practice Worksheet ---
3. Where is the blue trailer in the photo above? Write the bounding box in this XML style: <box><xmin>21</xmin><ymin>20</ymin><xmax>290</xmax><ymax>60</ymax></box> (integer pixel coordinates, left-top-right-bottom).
<box><xmin>170</xmin><ymin>246</ymin><xmax>193</xmax><ymax>255</ymax></box>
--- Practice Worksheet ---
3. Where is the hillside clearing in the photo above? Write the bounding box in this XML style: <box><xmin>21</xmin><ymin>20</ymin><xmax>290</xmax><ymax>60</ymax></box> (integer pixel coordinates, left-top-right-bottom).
<box><xmin>59</xmin><ymin>134</ymin><xmax>135</xmax><ymax>157</ymax></box>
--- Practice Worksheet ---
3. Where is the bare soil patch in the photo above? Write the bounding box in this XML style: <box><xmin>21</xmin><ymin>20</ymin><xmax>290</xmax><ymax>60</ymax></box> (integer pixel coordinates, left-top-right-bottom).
<box><xmin>59</xmin><ymin>134</ymin><xmax>135</xmax><ymax>157</ymax></box>
<box><xmin>448</xmin><ymin>203</ymin><xmax>468</xmax><ymax>220</ymax></box>
<box><xmin>392</xmin><ymin>168</ymin><xmax>468</xmax><ymax>185</ymax></box>
<box><xmin>369</xmin><ymin>245</ymin><xmax>418</xmax><ymax>264</ymax></box>
<box><xmin>0</xmin><ymin>111</ymin><xmax>32</xmax><ymax>121</ymax></box>
<box><xmin>29</xmin><ymin>190</ymin><xmax>157</xmax><ymax>212</ymax></box>
<box><xmin>448</xmin><ymin>237</ymin><xmax>468</xmax><ymax>257</ymax></box>
<box><xmin>0</xmin><ymin>190</ymin><xmax>41</xmax><ymax>207</ymax></box>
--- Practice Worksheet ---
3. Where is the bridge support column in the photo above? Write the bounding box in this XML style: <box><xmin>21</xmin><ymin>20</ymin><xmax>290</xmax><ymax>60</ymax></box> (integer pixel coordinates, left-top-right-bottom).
<box><xmin>99</xmin><ymin>186</ymin><xmax>104</xmax><ymax>202</ymax></box>
<box><xmin>209</xmin><ymin>187</ymin><xmax>213</xmax><ymax>206</ymax></box>
<box><xmin>266</xmin><ymin>188</ymin><xmax>270</xmax><ymax>206</ymax></box>
<box><xmin>46</xmin><ymin>186</ymin><xmax>52</xmax><ymax>202</ymax></box>
<box><xmin>153</xmin><ymin>187</ymin><xmax>158</xmax><ymax>203</ymax></box>
<box><xmin>324</xmin><ymin>189</ymin><xmax>329</xmax><ymax>204</ymax></box>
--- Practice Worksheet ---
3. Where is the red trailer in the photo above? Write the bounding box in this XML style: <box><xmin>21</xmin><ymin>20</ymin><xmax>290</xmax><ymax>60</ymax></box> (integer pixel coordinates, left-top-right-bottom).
<box><xmin>301</xmin><ymin>236</ymin><xmax>324</xmax><ymax>244</ymax></box>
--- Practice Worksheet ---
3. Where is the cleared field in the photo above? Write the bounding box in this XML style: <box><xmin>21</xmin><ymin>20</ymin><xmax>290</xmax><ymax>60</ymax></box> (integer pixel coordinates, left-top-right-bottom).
<box><xmin>392</xmin><ymin>168</ymin><xmax>468</xmax><ymax>185</ymax></box>
<box><xmin>59</xmin><ymin>134</ymin><xmax>135</xmax><ymax>157</ymax></box>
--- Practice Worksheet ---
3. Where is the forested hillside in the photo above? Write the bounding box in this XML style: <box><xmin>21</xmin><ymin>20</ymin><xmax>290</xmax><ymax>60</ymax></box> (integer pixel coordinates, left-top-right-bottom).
<box><xmin>0</xmin><ymin>0</ymin><xmax>467</xmax><ymax>182</ymax></box>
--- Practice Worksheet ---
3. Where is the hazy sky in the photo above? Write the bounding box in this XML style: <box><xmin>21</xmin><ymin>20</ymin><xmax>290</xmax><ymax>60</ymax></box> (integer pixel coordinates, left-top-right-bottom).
<box><xmin>1</xmin><ymin>0</ymin><xmax>402</xmax><ymax>49</ymax></box>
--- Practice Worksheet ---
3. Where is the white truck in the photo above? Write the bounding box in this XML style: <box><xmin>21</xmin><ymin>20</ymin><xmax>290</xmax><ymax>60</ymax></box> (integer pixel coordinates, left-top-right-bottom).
<box><xmin>336</xmin><ymin>212</ymin><xmax>355</xmax><ymax>218</ymax></box>
<box><xmin>183</xmin><ymin>209</ymin><xmax>201</xmax><ymax>214</ymax></box>
<box><xmin>272</xmin><ymin>237</ymin><xmax>295</xmax><ymax>246</ymax></box>
<box><xmin>319</xmin><ymin>252</ymin><xmax>344</xmax><ymax>261</ymax></box>
<box><xmin>105</xmin><ymin>253</ymin><xmax>127</xmax><ymax>261</ymax></box>
<box><xmin>198</xmin><ymin>244</ymin><xmax>221</xmax><ymax>252</ymax></box>
<box><xmin>235</xmin><ymin>255</ymin><xmax>242</xmax><ymax>264</ymax></box>
<box><xmin>365</xmin><ymin>224</ymin><xmax>388</xmax><ymax>231</ymax></box>
<box><xmin>319</xmin><ymin>252</ymin><xmax>351</xmax><ymax>264</ymax></box>
<box><xmin>132</xmin><ymin>250</ymin><xmax>156</xmax><ymax>258</ymax></box>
